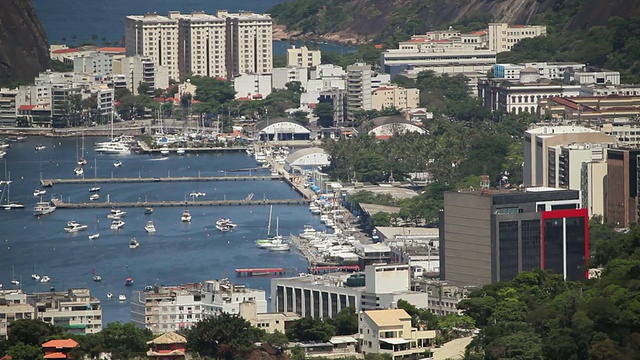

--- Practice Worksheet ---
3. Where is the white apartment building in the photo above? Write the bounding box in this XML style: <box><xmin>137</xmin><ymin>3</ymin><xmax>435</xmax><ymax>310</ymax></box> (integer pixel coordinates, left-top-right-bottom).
<box><xmin>371</xmin><ymin>73</ymin><xmax>391</xmax><ymax>91</ymax></box>
<box><xmin>73</xmin><ymin>52</ymin><xmax>114</xmax><ymax>75</ymax></box>
<box><xmin>347</xmin><ymin>63</ymin><xmax>372</xmax><ymax>118</ymax></box>
<box><xmin>493</xmin><ymin>62</ymin><xmax>586</xmax><ymax>80</ymax></box>
<box><xmin>125</xmin><ymin>12</ymin><xmax>181</xmax><ymax>81</ymax></box>
<box><xmin>177</xmin><ymin>12</ymin><xmax>227</xmax><ymax>80</ymax></box>
<box><xmin>581</xmin><ymin>161</ymin><xmax>607</xmax><ymax>220</ymax></box>
<box><xmin>523</xmin><ymin>125</ymin><xmax>615</xmax><ymax>186</ymax></box>
<box><xmin>487</xmin><ymin>23</ymin><xmax>547</xmax><ymax>52</ymax></box>
<box><xmin>131</xmin><ymin>280</ymin><xmax>267</xmax><ymax>334</ymax></box>
<box><xmin>565</xmin><ymin>69</ymin><xmax>621</xmax><ymax>86</ymax></box>
<box><xmin>219</xmin><ymin>10</ymin><xmax>272</xmax><ymax>77</ymax></box>
<box><xmin>0</xmin><ymin>291</ymin><xmax>35</xmax><ymax>339</ymax></box>
<box><xmin>287</xmin><ymin>45</ymin><xmax>321</xmax><ymax>68</ymax></box>
<box><xmin>271</xmin><ymin>264</ymin><xmax>428</xmax><ymax>319</ymax></box>
<box><xmin>0</xmin><ymin>88</ymin><xmax>19</xmax><ymax>127</ymax></box>
<box><xmin>547</xmin><ymin>143</ymin><xmax>610</xmax><ymax>190</ymax></box>
<box><xmin>31</xmin><ymin>289</ymin><xmax>102</xmax><ymax>335</ymax></box>
<box><xmin>272</xmin><ymin>66</ymin><xmax>308</xmax><ymax>90</ymax></box>
<box><xmin>372</xmin><ymin>85</ymin><xmax>420</xmax><ymax>111</ymax></box>
<box><xmin>117</xmin><ymin>55</ymin><xmax>169</xmax><ymax>95</ymax></box>
<box><xmin>233</xmin><ymin>73</ymin><xmax>272</xmax><ymax>99</ymax></box>
<box><xmin>359</xmin><ymin>309</ymin><xmax>436</xmax><ymax>360</ymax></box>
<box><xmin>96</xmin><ymin>87</ymin><xmax>115</xmax><ymax>117</ymax></box>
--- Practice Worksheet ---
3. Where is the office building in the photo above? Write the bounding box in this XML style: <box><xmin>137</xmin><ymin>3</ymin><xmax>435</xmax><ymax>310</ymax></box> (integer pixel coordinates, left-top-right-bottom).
<box><xmin>0</xmin><ymin>291</ymin><xmax>35</xmax><ymax>339</ymax></box>
<box><xmin>30</xmin><ymin>289</ymin><xmax>102</xmax><ymax>335</ymax></box>
<box><xmin>272</xmin><ymin>66</ymin><xmax>308</xmax><ymax>90</ymax></box>
<box><xmin>605</xmin><ymin>148</ymin><xmax>640</xmax><ymax>227</ymax></box>
<box><xmin>233</xmin><ymin>73</ymin><xmax>272</xmax><ymax>99</ymax></box>
<box><xmin>287</xmin><ymin>45</ymin><xmax>321</xmax><ymax>68</ymax></box>
<box><xmin>581</xmin><ymin>161</ymin><xmax>607</xmax><ymax>220</ymax></box>
<box><xmin>382</xmin><ymin>48</ymin><xmax>496</xmax><ymax>79</ymax></box>
<box><xmin>219</xmin><ymin>10</ymin><xmax>272</xmax><ymax>78</ymax></box>
<box><xmin>487</xmin><ymin>23</ymin><xmax>547</xmax><ymax>52</ymax></box>
<box><xmin>371</xmin><ymin>85</ymin><xmax>420</xmax><ymax>111</ymax></box>
<box><xmin>125</xmin><ymin>12</ymin><xmax>181</xmax><ymax>81</ymax></box>
<box><xmin>73</xmin><ymin>52</ymin><xmax>114</xmax><ymax>75</ymax></box>
<box><xmin>346</xmin><ymin>63</ymin><xmax>372</xmax><ymax>119</ymax></box>
<box><xmin>271</xmin><ymin>264</ymin><xmax>427</xmax><ymax>319</ymax></box>
<box><xmin>359</xmin><ymin>309</ymin><xmax>436</xmax><ymax>359</ymax></box>
<box><xmin>440</xmin><ymin>188</ymin><xmax>588</xmax><ymax>285</ymax></box>
<box><xmin>524</xmin><ymin>125</ymin><xmax>614</xmax><ymax>187</ymax></box>
<box><xmin>547</xmin><ymin>143</ymin><xmax>609</xmax><ymax>190</ymax></box>
<box><xmin>177</xmin><ymin>12</ymin><xmax>227</xmax><ymax>80</ymax></box>
<box><xmin>565</xmin><ymin>68</ymin><xmax>620</xmax><ymax>86</ymax></box>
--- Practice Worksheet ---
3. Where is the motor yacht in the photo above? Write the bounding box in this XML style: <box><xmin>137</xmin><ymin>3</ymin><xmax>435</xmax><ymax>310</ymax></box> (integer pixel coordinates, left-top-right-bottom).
<box><xmin>90</xmin><ymin>193</ymin><xmax>100</xmax><ymax>201</ymax></box>
<box><xmin>33</xmin><ymin>200</ymin><xmax>56</xmax><ymax>216</ymax></box>
<box><xmin>96</xmin><ymin>142</ymin><xmax>130</xmax><ymax>154</ymax></box>
<box><xmin>110</xmin><ymin>219</ymin><xmax>125</xmax><ymax>230</ymax></box>
<box><xmin>77</xmin><ymin>157</ymin><xmax>87</xmax><ymax>166</ymax></box>
<box><xmin>124</xmin><ymin>277</ymin><xmax>134</xmax><ymax>286</ymax></box>
<box><xmin>89</xmin><ymin>186</ymin><xmax>101</xmax><ymax>192</ymax></box>
<box><xmin>88</xmin><ymin>233</ymin><xmax>100</xmax><ymax>240</ymax></box>
<box><xmin>40</xmin><ymin>275</ymin><xmax>50</xmax><ymax>283</ymax></box>
<box><xmin>35</xmin><ymin>145</ymin><xmax>46</xmax><ymax>151</ymax></box>
<box><xmin>177</xmin><ymin>148</ymin><xmax>186</xmax><ymax>155</ymax></box>
<box><xmin>118</xmin><ymin>293</ymin><xmax>126</xmax><ymax>301</ymax></box>
<box><xmin>74</xmin><ymin>166</ymin><xmax>84</xmax><ymax>176</ymax></box>
<box><xmin>107</xmin><ymin>292</ymin><xmax>113</xmax><ymax>299</ymax></box>
<box><xmin>64</xmin><ymin>221</ymin><xmax>88</xmax><ymax>232</ymax></box>
<box><xmin>107</xmin><ymin>209</ymin><xmax>126</xmax><ymax>219</ymax></box>
<box><xmin>160</xmin><ymin>146</ymin><xmax>170</xmax><ymax>156</ymax></box>
<box><xmin>93</xmin><ymin>275</ymin><xmax>102</xmax><ymax>282</ymax></box>
<box><xmin>33</xmin><ymin>189</ymin><xmax>46</xmax><ymax>197</ymax></box>
<box><xmin>144</xmin><ymin>207</ymin><xmax>154</xmax><ymax>214</ymax></box>
<box><xmin>113</xmin><ymin>160</ymin><xmax>122</xmax><ymax>167</ymax></box>
<box><xmin>144</xmin><ymin>221</ymin><xmax>156</xmax><ymax>233</ymax></box>
<box><xmin>129</xmin><ymin>238</ymin><xmax>140</xmax><ymax>249</ymax></box>
<box><xmin>181</xmin><ymin>210</ymin><xmax>192</xmax><ymax>222</ymax></box>
<box><xmin>215</xmin><ymin>218</ymin><xmax>238</xmax><ymax>228</ymax></box>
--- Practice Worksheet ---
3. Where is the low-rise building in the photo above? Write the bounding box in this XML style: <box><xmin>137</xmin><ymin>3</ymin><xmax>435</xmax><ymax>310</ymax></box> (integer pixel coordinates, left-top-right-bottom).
<box><xmin>234</xmin><ymin>73</ymin><xmax>272</xmax><ymax>100</ymax></box>
<box><xmin>359</xmin><ymin>309</ymin><xmax>436</xmax><ymax>360</ymax></box>
<box><xmin>116</xmin><ymin>55</ymin><xmax>169</xmax><ymax>95</ymax></box>
<box><xmin>0</xmin><ymin>291</ymin><xmax>35</xmax><ymax>339</ymax></box>
<box><xmin>73</xmin><ymin>52</ymin><xmax>114</xmax><ymax>75</ymax></box>
<box><xmin>565</xmin><ymin>69</ymin><xmax>620</xmax><ymax>86</ymax></box>
<box><xmin>539</xmin><ymin>95</ymin><xmax>640</xmax><ymax>124</ymax></box>
<box><xmin>487</xmin><ymin>23</ymin><xmax>547</xmax><ymax>52</ymax></box>
<box><xmin>42</xmin><ymin>339</ymin><xmax>79</xmax><ymax>360</ymax></box>
<box><xmin>31</xmin><ymin>288</ymin><xmax>102</xmax><ymax>335</ymax></box>
<box><xmin>287</xmin><ymin>45</ymin><xmax>321</xmax><ymax>68</ymax></box>
<box><xmin>493</xmin><ymin>62</ymin><xmax>586</xmax><ymax>81</ymax></box>
<box><xmin>239</xmin><ymin>300</ymin><xmax>300</xmax><ymax>334</ymax></box>
<box><xmin>146</xmin><ymin>332</ymin><xmax>188</xmax><ymax>360</ymax></box>
<box><xmin>272</xmin><ymin>66</ymin><xmax>308</xmax><ymax>90</ymax></box>
<box><xmin>371</xmin><ymin>85</ymin><xmax>420</xmax><ymax>111</ymax></box>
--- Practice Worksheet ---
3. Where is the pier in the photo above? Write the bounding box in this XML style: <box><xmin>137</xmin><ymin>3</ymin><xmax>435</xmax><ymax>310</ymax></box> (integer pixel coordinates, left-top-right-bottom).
<box><xmin>235</xmin><ymin>268</ymin><xmax>285</xmax><ymax>276</ymax></box>
<box><xmin>51</xmin><ymin>198</ymin><xmax>310</xmax><ymax>209</ymax></box>
<box><xmin>136</xmin><ymin>141</ymin><xmax>248</xmax><ymax>154</ymax></box>
<box><xmin>41</xmin><ymin>175</ymin><xmax>280</xmax><ymax>187</ymax></box>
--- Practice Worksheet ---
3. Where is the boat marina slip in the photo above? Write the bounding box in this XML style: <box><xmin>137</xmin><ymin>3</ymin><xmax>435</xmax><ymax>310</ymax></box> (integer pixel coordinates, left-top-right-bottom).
<box><xmin>0</xmin><ymin>136</ymin><xmax>324</xmax><ymax>324</ymax></box>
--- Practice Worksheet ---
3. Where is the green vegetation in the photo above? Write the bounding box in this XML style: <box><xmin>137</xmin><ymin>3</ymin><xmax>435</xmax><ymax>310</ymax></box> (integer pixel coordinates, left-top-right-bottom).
<box><xmin>269</xmin><ymin>1</ymin><xmax>355</xmax><ymax>36</ymax></box>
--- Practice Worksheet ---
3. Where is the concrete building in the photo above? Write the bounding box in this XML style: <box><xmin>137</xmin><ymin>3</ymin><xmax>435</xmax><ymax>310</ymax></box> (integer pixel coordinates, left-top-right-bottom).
<box><xmin>219</xmin><ymin>10</ymin><xmax>272</xmax><ymax>78</ymax></box>
<box><xmin>233</xmin><ymin>73</ymin><xmax>272</xmax><ymax>100</ymax></box>
<box><xmin>565</xmin><ymin>69</ymin><xmax>620</xmax><ymax>86</ymax></box>
<box><xmin>371</xmin><ymin>85</ymin><xmax>420</xmax><ymax>111</ymax></box>
<box><xmin>441</xmin><ymin>188</ymin><xmax>588</xmax><ymax>285</ymax></box>
<box><xmin>346</xmin><ymin>63</ymin><xmax>372</xmax><ymax>118</ymax></box>
<box><xmin>117</xmin><ymin>55</ymin><xmax>169</xmax><ymax>95</ymax></box>
<box><xmin>271</xmin><ymin>264</ymin><xmax>428</xmax><ymax>319</ymax></box>
<box><xmin>0</xmin><ymin>291</ymin><xmax>35</xmax><ymax>339</ymax></box>
<box><xmin>318</xmin><ymin>89</ymin><xmax>347</xmax><ymax>126</ymax></box>
<box><xmin>239</xmin><ymin>301</ymin><xmax>300</xmax><ymax>334</ymax></box>
<box><xmin>478</xmin><ymin>78</ymin><xmax>586</xmax><ymax>114</ymax></box>
<box><xmin>547</xmin><ymin>143</ymin><xmax>609</xmax><ymax>190</ymax></box>
<box><xmin>382</xmin><ymin>48</ymin><xmax>496</xmax><ymax>79</ymax></box>
<box><xmin>287</xmin><ymin>45</ymin><xmax>321</xmax><ymax>68</ymax></box>
<box><xmin>97</xmin><ymin>87</ymin><xmax>115</xmax><ymax>118</ymax></box>
<box><xmin>0</xmin><ymin>88</ymin><xmax>19</xmax><ymax>127</ymax></box>
<box><xmin>584</xmin><ymin>84</ymin><xmax>640</xmax><ymax>97</ymax></box>
<box><xmin>30</xmin><ymin>289</ymin><xmax>102</xmax><ymax>335</ymax></box>
<box><xmin>605</xmin><ymin>148</ymin><xmax>640</xmax><ymax>227</ymax></box>
<box><xmin>177</xmin><ymin>12</ymin><xmax>227</xmax><ymax>79</ymax></box>
<box><xmin>73</xmin><ymin>52</ymin><xmax>114</xmax><ymax>75</ymax></box>
<box><xmin>51</xmin><ymin>85</ymin><xmax>80</xmax><ymax>128</ymax></box>
<box><xmin>284</xmin><ymin>147</ymin><xmax>330</xmax><ymax>173</ymax></box>
<box><xmin>125</xmin><ymin>12</ymin><xmax>181</xmax><ymax>81</ymax></box>
<box><xmin>487</xmin><ymin>23</ymin><xmax>547</xmax><ymax>52</ymax></box>
<box><xmin>581</xmin><ymin>161</ymin><xmax>607</xmax><ymax>220</ymax></box>
<box><xmin>493</xmin><ymin>62</ymin><xmax>586</xmax><ymax>81</ymax></box>
<box><xmin>146</xmin><ymin>332</ymin><xmax>188</xmax><ymax>360</ymax></box>
<box><xmin>200</xmin><ymin>278</ymin><xmax>267</xmax><ymax>316</ymax></box>
<box><xmin>272</xmin><ymin>66</ymin><xmax>308</xmax><ymax>90</ymax></box>
<box><xmin>371</xmin><ymin>73</ymin><xmax>391</xmax><ymax>91</ymax></box>
<box><xmin>539</xmin><ymin>96</ymin><xmax>640</xmax><ymax>124</ymax></box>
<box><xmin>524</xmin><ymin>125</ymin><xmax>615</xmax><ymax>187</ymax></box>
<box><xmin>600</xmin><ymin>122</ymin><xmax>640</xmax><ymax>147</ymax></box>
<box><xmin>359</xmin><ymin>309</ymin><xmax>436</xmax><ymax>360</ymax></box>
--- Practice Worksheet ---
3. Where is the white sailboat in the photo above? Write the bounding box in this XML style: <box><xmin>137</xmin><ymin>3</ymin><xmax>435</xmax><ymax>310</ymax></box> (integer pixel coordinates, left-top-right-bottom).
<box><xmin>89</xmin><ymin>159</ymin><xmax>100</xmax><ymax>192</ymax></box>
<box><xmin>10</xmin><ymin>266</ymin><xmax>19</xmax><ymax>286</ymax></box>
<box><xmin>89</xmin><ymin>218</ymin><xmax>100</xmax><ymax>240</ymax></box>
<box><xmin>1</xmin><ymin>171</ymin><xmax>24</xmax><ymax>210</ymax></box>
<box><xmin>78</xmin><ymin>131</ymin><xmax>87</xmax><ymax>165</ymax></box>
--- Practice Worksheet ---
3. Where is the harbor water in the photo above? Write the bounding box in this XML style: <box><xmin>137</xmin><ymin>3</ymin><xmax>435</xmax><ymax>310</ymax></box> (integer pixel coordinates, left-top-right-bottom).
<box><xmin>0</xmin><ymin>136</ymin><xmax>319</xmax><ymax>324</ymax></box>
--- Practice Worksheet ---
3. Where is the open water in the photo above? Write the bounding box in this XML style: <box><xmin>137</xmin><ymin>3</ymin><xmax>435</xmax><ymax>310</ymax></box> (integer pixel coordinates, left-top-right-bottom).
<box><xmin>0</xmin><ymin>136</ymin><xmax>318</xmax><ymax>324</ymax></box>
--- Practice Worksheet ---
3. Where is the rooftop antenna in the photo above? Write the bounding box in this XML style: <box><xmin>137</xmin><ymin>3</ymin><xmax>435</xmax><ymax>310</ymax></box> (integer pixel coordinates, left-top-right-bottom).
<box><xmin>480</xmin><ymin>174</ymin><xmax>490</xmax><ymax>195</ymax></box>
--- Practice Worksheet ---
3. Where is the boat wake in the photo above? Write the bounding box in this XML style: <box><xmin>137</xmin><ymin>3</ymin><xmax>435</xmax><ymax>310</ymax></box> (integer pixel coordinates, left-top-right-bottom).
<box><xmin>148</xmin><ymin>157</ymin><xmax>169</xmax><ymax>161</ymax></box>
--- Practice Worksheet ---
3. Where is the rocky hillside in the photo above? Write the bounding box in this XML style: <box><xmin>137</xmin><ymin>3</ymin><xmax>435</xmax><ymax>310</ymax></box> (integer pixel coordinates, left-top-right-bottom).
<box><xmin>0</xmin><ymin>0</ymin><xmax>49</xmax><ymax>87</ymax></box>
<box><xmin>270</xmin><ymin>0</ymin><xmax>640</xmax><ymax>44</ymax></box>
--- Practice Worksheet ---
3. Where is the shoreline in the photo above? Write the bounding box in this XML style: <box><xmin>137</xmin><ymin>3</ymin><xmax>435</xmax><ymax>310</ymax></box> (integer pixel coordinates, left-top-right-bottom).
<box><xmin>272</xmin><ymin>24</ymin><xmax>368</xmax><ymax>47</ymax></box>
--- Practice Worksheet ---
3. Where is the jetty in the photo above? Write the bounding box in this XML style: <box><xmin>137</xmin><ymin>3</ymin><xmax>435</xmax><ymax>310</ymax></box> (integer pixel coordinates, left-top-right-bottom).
<box><xmin>137</xmin><ymin>141</ymin><xmax>248</xmax><ymax>154</ymax></box>
<box><xmin>51</xmin><ymin>198</ymin><xmax>309</xmax><ymax>209</ymax></box>
<box><xmin>235</xmin><ymin>268</ymin><xmax>285</xmax><ymax>276</ymax></box>
<box><xmin>41</xmin><ymin>175</ymin><xmax>280</xmax><ymax>187</ymax></box>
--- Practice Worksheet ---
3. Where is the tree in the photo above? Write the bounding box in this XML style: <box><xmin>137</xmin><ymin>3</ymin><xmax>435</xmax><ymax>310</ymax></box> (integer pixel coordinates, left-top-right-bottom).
<box><xmin>7</xmin><ymin>343</ymin><xmax>42</xmax><ymax>360</ymax></box>
<box><xmin>101</xmin><ymin>322</ymin><xmax>152</xmax><ymax>359</ymax></box>
<box><xmin>314</xmin><ymin>102</ymin><xmax>334</xmax><ymax>127</ymax></box>
<box><xmin>137</xmin><ymin>81</ymin><xmax>151</xmax><ymax>96</ymax></box>
<box><xmin>371</xmin><ymin>212</ymin><xmax>392</xmax><ymax>227</ymax></box>
<box><xmin>8</xmin><ymin>319</ymin><xmax>60</xmax><ymax>346</ymax></box>
<box><xmin>286</xmin><ymin>317</ymin><xmax>335</xmax><ymax>342</ymax></box>
<box><xmin>292</xmin><ymin>110</ymin><xmax>309</xmax><ymax>125</ymax></box>
<box><xmin>262</xmin><ymin>330</ymin><xmax>289</xmax><ymax>349</ymax></box>
<box><xmin>327</xmin><ymin>307</ymin><xmax>358</xmax><ymax>335</ymax></box>
<box><xmin>186</xmin><ymin>313</ymin><xmax>263</xmax><ymax>360</ymax></box>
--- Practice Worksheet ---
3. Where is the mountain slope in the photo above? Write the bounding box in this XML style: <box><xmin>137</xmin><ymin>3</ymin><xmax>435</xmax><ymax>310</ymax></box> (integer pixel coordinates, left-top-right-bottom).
<box><xmin>0</xmin><ymin>0</ymin><xmax>49</xmax><ymax>86</ymax></box>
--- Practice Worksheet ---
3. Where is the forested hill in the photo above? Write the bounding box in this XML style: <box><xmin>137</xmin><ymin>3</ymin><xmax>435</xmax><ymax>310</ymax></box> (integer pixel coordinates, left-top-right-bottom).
<box><xmin>269</xmin><ymin>0</ymin><xmax>640</xmax><ymax>45</ymax></box>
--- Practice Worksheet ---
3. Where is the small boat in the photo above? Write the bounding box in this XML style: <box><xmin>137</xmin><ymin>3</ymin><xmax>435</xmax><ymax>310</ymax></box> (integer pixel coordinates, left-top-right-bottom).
<box><xmin>107</xmin><ymin>209</ymin><xmax>126</xmax><ymax>219</ymax></box>
<box><xmin>110</xmin><ymin>219</ymin><xmax>125</xmax><ymax>230</ymax></box>
<box><xmin>144</xmin><ymin>285</ymin><xmax>154</xmax><ymax>291</ymax></box>
<box><xmin>144</xmin><ymin>220</ymin><xmax>156</xmax><ymax>233</ymax></box>
<box><xmin>10</xmin><ymin>279</ymin><xmax>19</xmax><ymax>286</ymax></box>
<box><xmin>270</xmin><ymin>170</ymin><xmax>279</xmax><ymax>176</ymax></box>
<box><xmin>74</xmin><ymin>166</ymin><xmax>84</xmax><ymax>176</ymax></box>
<box><xmin>31</xmin><ymin>273</ymin><xmax>40</xmax><ymax>281</ymax></box>
<box><xmin>88</xmin><ymin>233</ymin><xmax>100</xmax><ymax>240</ymax></box>
<box><xmin>113</xmin><ymin>160</ymin><xmax>122</xmax><ymax>168</ymax></box>
<box><xmin>77</xmin><ymin>157</ymin><xmax>87</xmax><ymax>166</ymax></box>
<box><xmin>40</xmin><ymin>275</ymin><xmax>50</xmax><ymax>283</ymax></box>
<box><xmin>35</xmin><ymin>145</ymin><xmax>46</xmax><ymax>151</ymax></box>
<box><xmin>268</xmin><ymin>243</ymin><xmax>291</xmax><ymax>252</ymax></box>
<box><xmin>50</xmin><ymin>285</ymin><xmax>56</xmax><ymax>292</ymax></box>
<box><xmin>216</xmin><ymin>218</ymin><xmax>238</xmax><ymax>228</ymax></box>
<box><xmin>216</xmin><ymin>224</ymin><xmax>230</xmax><ymax>232</ymax></box>
<box><xmin>89</xmin><ymin>193</ymin><xmax>100</xmax><ymax>201</ymax></box>
<box><xmin>144</xmin><ymin>207</ymin><xmax>154</xmax><ymax>214</ymax></box>
<box><xmin>118</xmin><ymin>293</ymin><xmax>126</xmax><ymax>301</ymax></box>
<box><xmin>176</xmin><ymin>148</ymin><xmax>186</xmax><ymax>155</ymax></box>
<box><xmin>189</xmin><ymin>191</ymin><xmax>206</xmax><ymax>198</ymax></box>
<box><xmin>65</xmin><ymin>221</ymin><xmax>88</xmax><ymax>232</ymax></box>
<box><xmin>181</xmin><ymin>210</ymin><xmax>192</xmax><ymax>222</ymax></box>
<box><xmin>160</xmin><ymin>146</ymin><xmax>170</xmax><ymax>156</ymax></box>
<box><xmin>89</xmin><ymin>187</ymin><xmax>101</xmax><ymax>192</ymax></box>
<box><xmin>93</xmin><ymin>275</ymin><xmax>102</xmax><ymax>282</ymax></box>
<box><xmin>124</xmin><ymin>277</ymin><xmax>134</xmax><ymax>286</ymax></box>
<box><xmin>107</xmin><ymin>292</ymin><xmax>113</xmax><ymax>299</ymax></box>
<box><xmin>261</xmin><ymin>163</ymin><xmax>270</xmax><ymax>168</ymax></box>
<box><xmin>33</xmin><ymin>189</ymin><xmax>46</xmax><ymax>197</ymax></box>
<box><xmin>16</xmin><ymin>136</ymin><xmax>26</xmax><ymax>142</ymax></box>
<box><xmin>129</xmin><ymin>238</ymin><xmax>140</xmax><ymax>249</ymax></box>
<box><xmin>1</xmin><ymin>202</ymin><xmax>25</xmax><ymax>210</ymax></box>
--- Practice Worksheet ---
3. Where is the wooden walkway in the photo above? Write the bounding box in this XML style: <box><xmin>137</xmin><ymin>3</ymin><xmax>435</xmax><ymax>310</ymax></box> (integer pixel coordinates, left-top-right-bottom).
<box><xmin>41</xmin><ymin>175</ymin><xmax>280</xmax><ymax>187</ymax></box>
<box><xmin>51</xmin><ymin>198</ymin><xmax>310</xmax><ymax>209</ymax></box>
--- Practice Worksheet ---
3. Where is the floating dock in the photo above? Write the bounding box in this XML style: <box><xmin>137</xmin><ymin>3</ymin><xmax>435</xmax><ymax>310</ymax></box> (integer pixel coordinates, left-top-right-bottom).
<box><xmin>41</xmin><ymin>175</ymin><xmax>280</xmax><ymax>187</ymax></box>
<box><xmin>51</xmin><ymin>198</ymin><xmax>310</xmax><ymax>209</ymax></box>
<box><xmin>235</xmin><ymin>268</ymin><xmax>285</xmax><ymax>276</ymax></box>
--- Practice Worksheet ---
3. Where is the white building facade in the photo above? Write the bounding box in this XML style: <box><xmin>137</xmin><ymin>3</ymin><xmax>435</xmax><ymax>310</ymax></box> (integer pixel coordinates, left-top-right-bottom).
<box><xmin>177</xmin><ymin>12</ymin><xmax>227</xmax><ymax>80</ymax></box>
<box><xmin>372</xmin><ymin>86</ymin><xmax>420</xmax><ymax>110</ymax></box>
<box><xmin>272</xmin><ymin>66</ymin><xmax>309</xmax><ymax>90</ymax></box>
<box><xmin>487</xmin><ymin>23</ymin><xmax>547</xmax><ymax>52</ymax></box>
<box><xmin>346</xmin><ymin>63</ymin><xmax>372</xmax><ymax>118</ymax></box>
<box><xmin>233</xmin><ymin>73</ymin><xmax>272</xmax><ymax>99</ymax></box>
<box><xmin>287</xmin><ymin>45</ymin><xmax>321</xmax><ymax>68</ymax></box>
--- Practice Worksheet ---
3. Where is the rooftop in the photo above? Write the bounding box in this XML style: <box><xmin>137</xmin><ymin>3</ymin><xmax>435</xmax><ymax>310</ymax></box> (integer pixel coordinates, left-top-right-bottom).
<box><xmin>42</xmin><ymin>339</ymin><xmax>79</xmax><ymax>349</ymax></box>
<box><xmin>148</xmin><ymin>332</ymin><xmax>187</xmax><ymax>345</ymax></box>
<box><xmin>364</xmin><ymin>309</ymin><xmax>411</xmax><ymax>327</ymax></box>
<box><xmin>526</xmin><ymin>125</ymin><xmax>598</xmax><ymax>135</ymax></box>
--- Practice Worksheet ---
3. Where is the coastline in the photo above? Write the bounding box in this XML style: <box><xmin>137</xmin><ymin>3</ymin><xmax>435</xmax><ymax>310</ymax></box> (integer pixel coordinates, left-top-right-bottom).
<box><xmin>272</xmin><ymin>24</ymin><xmax>368</xmax><ymax>47</ymax></box>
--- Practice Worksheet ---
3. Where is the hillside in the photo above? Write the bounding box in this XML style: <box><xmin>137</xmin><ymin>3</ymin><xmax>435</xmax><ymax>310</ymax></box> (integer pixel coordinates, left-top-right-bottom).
<box><xmin>270</xmin><ymin>0</ymin><xmax>640</xmax><ymax>45</ymax></box>
<box><xmin>0</xmin><ymin>0</ymin><xmax>49</xmax><ymax>87</ymax></box>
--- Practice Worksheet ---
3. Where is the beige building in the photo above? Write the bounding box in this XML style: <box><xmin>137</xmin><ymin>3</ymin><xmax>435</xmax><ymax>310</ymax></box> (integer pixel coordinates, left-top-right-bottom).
<box><xmin>581</xmin><ymin>161</ymin><xmax>607</xmax><ymax>220</ymax></box>
<box><xmin>239</xmin><ymin>301</ymin><xmax>300</xmax><ymax>334</ymax></box>
<box><xmin>125</xmin><ymin>12</ymin><xmax>181</xmax><ymax>81</ymax></box>
<box><xmin>371</xmin><ymin>85</ymin><xmax>420</xmax><ymax>110</ymax></box>
<box><xmin>177</xmin><ymin>12</ymin><xmax>227</xmax><ymax>80</ymax></box>
<box><xmin>488</xmin><ymin>23</ymin><xmax>547</xmax><ymax>52</ymax></box>
<box><xmin>547</xmin><ymin>143</ymin><xmax>610</xmax><ymax>190</ymax></box>
<box><xmin>31</xmin><ymin>288</ymin><xmax>102</xmax><ymax>335</ymax></box>
<box><xmin>219</xmin><ymin>10</ymin><xmax>272</xmax><ymax>78</ymax></box>
<box><xmin>0</xmin><ymin>291</ymin><xmax>35</xmax><ymax>339</ymax></box>
<box><xmin>359</xmin><ymin>309</ymin><xmax>436</xmax><ymax>360</ymax></box>
<box><xmin>346</xmin><ymin>63</ymin><xmax>372</xmax><ymax>118</ymax></box>
<box><xmin>287</xmin><ymin>45</ymin><xmax>321</xmax><ymax>68</ymax></box>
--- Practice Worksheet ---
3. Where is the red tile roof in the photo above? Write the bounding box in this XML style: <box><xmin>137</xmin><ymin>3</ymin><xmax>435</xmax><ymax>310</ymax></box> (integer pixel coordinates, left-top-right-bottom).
<box><xmin>18</xmin><ymin>105</ymin><xmax>36</xmax><ymax>111</ymax></box>
<box><xmin>470</xmin><ymin>30</ymin><xmax>488</xmax><ymax>35</ymax></box>
<box><xmin>98</xmin><ymin>47</ymin><xmax>126</xmax><ymax>53</ymax></box>
<box><xmin>42</xmin><ymin>339</ymin><xmax>79</xmax><ymax>349</ymax></box>
<box><xmin>43</xmin><ymin>353</ymin><xmax>67</xmax><ymax>359</ymax></box>
<box><xmin>51</xmin><ymin>48</ymin><xmax>79</xmax><ymax>54</ymax></box>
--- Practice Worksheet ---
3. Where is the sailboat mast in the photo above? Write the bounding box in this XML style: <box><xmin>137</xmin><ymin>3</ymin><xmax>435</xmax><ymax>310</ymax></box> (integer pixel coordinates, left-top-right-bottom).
<box><xmin>276</xmin><ymin>217</ymin><xmax>279</xmax><ymax>237</ymax></box>
<box><xmin>267</xmin><ymin>205</ymin><xmax>272</xmax><ymax>237</ymax></box>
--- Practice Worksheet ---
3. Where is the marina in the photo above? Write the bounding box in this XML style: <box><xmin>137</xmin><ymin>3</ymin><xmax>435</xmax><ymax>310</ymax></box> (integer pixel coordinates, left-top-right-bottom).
<box><xmin>41</xmin><ymin>174</ymin><xmax>282</xmax><ymax>187</ymax></box>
